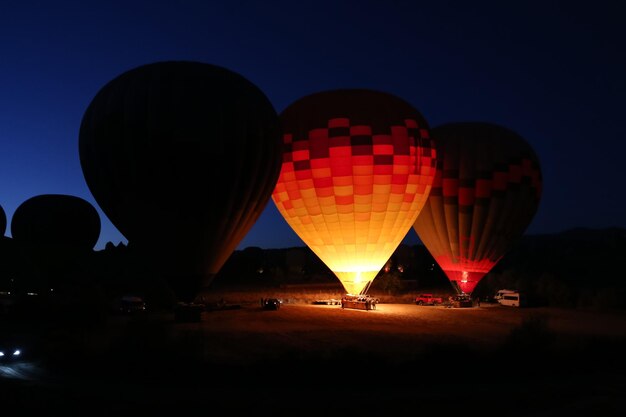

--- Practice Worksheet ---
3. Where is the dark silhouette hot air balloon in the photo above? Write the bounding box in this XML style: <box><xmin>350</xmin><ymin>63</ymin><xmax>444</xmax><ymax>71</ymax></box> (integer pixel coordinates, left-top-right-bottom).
<box><xmin>272</xmin><ymin>89</ymin><xmax>436</xmax><ymax>295</ymax></box>
<box><xmin>11</xmin><ymin>194</ymin><xmax>101</xmax><ymax>250</ymax></box>
<box><xmin>0</xmin><ymin>204</ymin><xmax>13</xmax><ymax>291</ymax></box>
<box><xmin>9</xmin><ymin>194</ymin><xmax>101</xmax><ymax>301</ymax></box>
<box><xmin>79</xmin><ymin>61</ymin><xmax>282</xmax><ymax>302</ymax></box>
<box><xmin>0</xmin><ymin>203</ymin><xmax>5</xmax><ymax>237</ymax></box>
<box><xmin>412</xmin><ymin>122</ymin><xmax>542</xmax><ymax>295</ymax></box>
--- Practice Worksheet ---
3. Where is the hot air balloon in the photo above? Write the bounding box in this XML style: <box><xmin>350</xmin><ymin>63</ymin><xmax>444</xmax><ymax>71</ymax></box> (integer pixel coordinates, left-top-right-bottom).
<box><xmin>412</xmin><ymin>122</ymin><xmax>542</xmax><ymax>296</ymax></box>
<box><xmin>0</xmin><ymin>204</ymin><xmax>12</xmax><ymax>289</ymax></box>
<box><xmin>10</xmin><ymin>194</ymin><xmax>101</xmax><ymax>298</ymax></box>
<box><xmin>79</xmin><ymin>61</ymin><xmax>282</xmax><ymax>302</ymax></box>
<box><xmin>272</xmin><ymin>89</ymin><xmax>436</xmax><ymax>295</ymax></box>
<box><xmin>0</xmin><ymin>204</ymin><xmax>5</xmax><ymax>237</ymax></box>
<box><xmin>11</xmin><ymin>194</ymin><xmax>101</xmax><ymax>250</ymax></box>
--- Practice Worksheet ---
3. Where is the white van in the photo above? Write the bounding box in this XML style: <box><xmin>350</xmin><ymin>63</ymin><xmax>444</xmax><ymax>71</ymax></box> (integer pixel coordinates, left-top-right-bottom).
<box><xmin>498</xmin><ymin>291</ymin><xmax>525</xmax><ymax>307</ymax></box>
<box><xmin>494</xmin><ymin>289</ymin><xmax>517</xmax><ymax>301</ymax></box>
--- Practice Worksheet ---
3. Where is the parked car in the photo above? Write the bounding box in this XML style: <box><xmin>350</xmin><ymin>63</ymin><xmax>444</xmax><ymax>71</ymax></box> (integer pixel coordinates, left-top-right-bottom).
<box><xmin>262</xmin><ymin>298</ymin><xmax>282</xmax><ymax>310</ymax></box>
<box><xmin>112</xmin><ymin>295</ymin><xmax>146</xmax><ymax>314</ymax></box>
<box><xmin>415</xmin><ymin>293</ymin><xmax>444</xmax><ymax>305</ymax></box>
<box><xmin>0</xmin><ymin>334</ymin><xmax>34</xmax><ymax>363</ymax></box>
<box><xmin>0</xmin><ymin>344</ymin><xmax>22</xmax><ymax>362</ymax></box>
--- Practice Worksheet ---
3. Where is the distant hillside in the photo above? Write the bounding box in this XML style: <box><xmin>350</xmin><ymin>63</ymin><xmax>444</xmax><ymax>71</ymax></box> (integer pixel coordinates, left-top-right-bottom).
<box><xmin>223</xmin><ymin>227</ymin><xmax>626</xmax><ymax>309</ymax></box>
<box><xmin>475</xmin><ymin>227</ymin><xmax>626</xmax><ymax>308</ymax></box>
<box><xmin>85</xmin><ymin>227</ymin><xmax>626</xmax><ymax>310</ymax></box>
<box><xmin>495</xmin><ymin>227</ymin><xmax>626</xmax><ymax>287</ymax></box>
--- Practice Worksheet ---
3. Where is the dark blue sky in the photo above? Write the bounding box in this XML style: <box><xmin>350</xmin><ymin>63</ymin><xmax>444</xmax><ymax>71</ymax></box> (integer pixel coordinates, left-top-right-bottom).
<box><xmin>1</xmin><ymin>0</ymin><xmax>624</xmax><ymax>250</ymax></box>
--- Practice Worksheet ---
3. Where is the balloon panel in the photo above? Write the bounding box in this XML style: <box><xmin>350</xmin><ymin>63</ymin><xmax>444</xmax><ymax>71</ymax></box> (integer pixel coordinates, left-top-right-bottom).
<box><xmin>413</xmin><ymin>122</ymin><xmax>542</xmax><ymax>294</ymax></box>
<box><xmin>273</xmin><ymin>90</ymin><xmax>436</xmax><ymax>295</ymax></box>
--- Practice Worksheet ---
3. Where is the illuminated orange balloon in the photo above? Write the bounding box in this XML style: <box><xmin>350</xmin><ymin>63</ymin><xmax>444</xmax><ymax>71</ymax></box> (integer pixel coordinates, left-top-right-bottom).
<box><xmin>413</xmin><ymin>122</ymin><xmax>542</xmax><ymax>295</ymax></box>
<box><xmin>272</xmin><ymin>89</ymin><xmax>436</xmax><ymax>295</ymax></box>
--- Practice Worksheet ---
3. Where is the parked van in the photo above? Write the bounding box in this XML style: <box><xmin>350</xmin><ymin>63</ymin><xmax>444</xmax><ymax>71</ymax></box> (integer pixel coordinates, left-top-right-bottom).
<box><xmin>498</xmin><ymin>291</ymin><xmax>526</xmax><ymax>307</ymax></box>
<box><xmin>494</xmin><ymin>289</ymin><xmax>517</xmax><ymax>301</ymax></box>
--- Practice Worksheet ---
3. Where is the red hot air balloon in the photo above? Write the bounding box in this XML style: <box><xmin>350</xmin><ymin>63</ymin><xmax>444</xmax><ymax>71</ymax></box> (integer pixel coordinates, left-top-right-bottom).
<box><xmin>412</xmin><ymin>122</ymin><xmax>542</xmax><ymax>295</ymax></box>
<box><xmin>79</xmin><ymin>61</ymin><xmax>282</xmax><ymax>302</ymax></box>
<box><xmin>272</xmin><ymin>89</ymin><xmax>436</xmax><ymax>295</ymax></box>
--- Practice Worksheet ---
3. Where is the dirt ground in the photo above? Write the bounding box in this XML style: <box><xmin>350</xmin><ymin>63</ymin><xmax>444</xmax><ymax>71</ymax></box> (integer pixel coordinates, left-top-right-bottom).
<box><xmin>3</xmin><ymin>299</ymin><xmax>626</xmax><ymax>415</ymax></box>
<box><xmin>156</xmin><ymin>301</ymin><xmax>625</xmax><ymax>368</ymax></box>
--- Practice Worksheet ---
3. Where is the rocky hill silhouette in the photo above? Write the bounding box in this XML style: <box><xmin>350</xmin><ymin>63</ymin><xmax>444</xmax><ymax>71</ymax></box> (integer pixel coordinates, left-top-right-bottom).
<box><xmin>475</xmin><ymin>227</ymin><xmax>626</xmax><ymax>308</ymax></box>
<box><xmin>211</xmin><ymin>227</ymin><xmax>626</xmax><ymax>310</ymax></box>
<box><xmin>3</xmin><ymin>226</ymin><xmax>625</xmax><ymax>317</ymax></box>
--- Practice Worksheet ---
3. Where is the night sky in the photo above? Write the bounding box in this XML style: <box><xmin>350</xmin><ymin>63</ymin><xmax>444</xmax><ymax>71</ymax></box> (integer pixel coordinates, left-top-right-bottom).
<box><xmin>1</xmin><ymin>0</ymin><xmax>624</xmax><ymax>251</ymax></box>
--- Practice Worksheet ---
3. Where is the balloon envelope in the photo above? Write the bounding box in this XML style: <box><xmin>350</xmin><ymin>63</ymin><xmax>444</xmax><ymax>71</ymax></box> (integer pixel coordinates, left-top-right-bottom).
<box><xmin>412</xmin><ymin>122</ymin><xmax>542</xmax><ymax>295</ymax></box>
<box><xmin>0</xmin><ymin>204</ymin><xmax>5</xmax><ymax>237</ymax></box>
<box><xmin>10</xmin><ymin>194</ymin><xmax>101</xmax><ymax>250</ymax></box>
<box><xmin>79</xmin><ymin>61</ymin><xmax>282</xmax><ymax>301</ymax></box>
<box><xmin>272</xmin><ymin>89</ymin><xmax>436</xmax><ymax>295</ymax></box>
